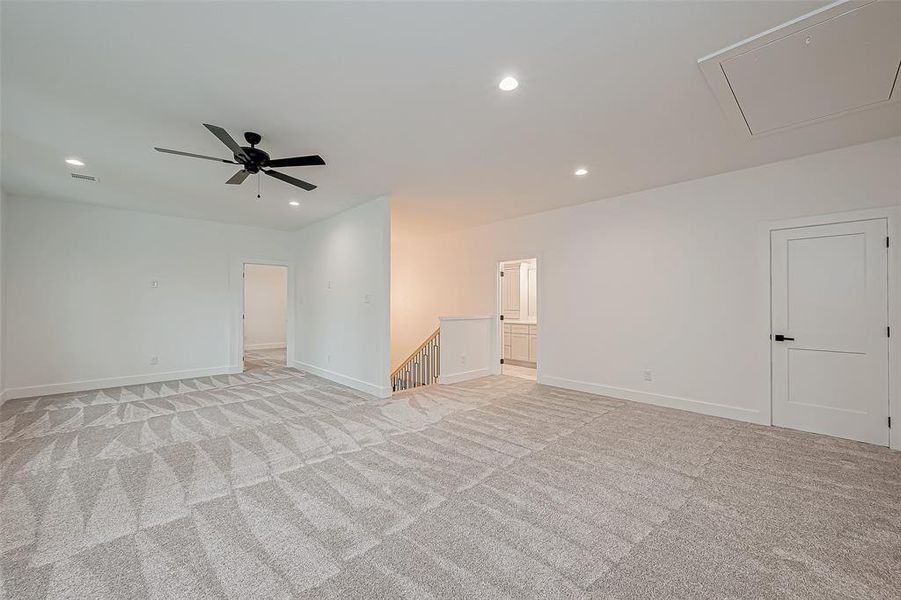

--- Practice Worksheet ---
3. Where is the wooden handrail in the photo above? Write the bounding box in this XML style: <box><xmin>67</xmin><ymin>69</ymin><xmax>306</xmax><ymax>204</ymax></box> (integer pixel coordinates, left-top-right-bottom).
<box><xmin>391</xmin><ymin>328</ymin><xmax>439</xmax><ymax>379</ymax></box>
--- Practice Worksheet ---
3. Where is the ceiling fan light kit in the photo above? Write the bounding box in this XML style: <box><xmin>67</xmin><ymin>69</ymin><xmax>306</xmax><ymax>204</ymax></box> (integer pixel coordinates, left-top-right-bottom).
<box><xmin>154</xmin><ymin>123</ymin><xmax>325</xmax><ymax>196</ymax></box>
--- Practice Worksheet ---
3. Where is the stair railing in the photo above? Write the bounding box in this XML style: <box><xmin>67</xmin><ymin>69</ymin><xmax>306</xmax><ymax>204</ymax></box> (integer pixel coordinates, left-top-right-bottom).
<box><xmin>391</xmin><ymin>328</ymin><xmax>440</xmax><ymax>392</ymax></box>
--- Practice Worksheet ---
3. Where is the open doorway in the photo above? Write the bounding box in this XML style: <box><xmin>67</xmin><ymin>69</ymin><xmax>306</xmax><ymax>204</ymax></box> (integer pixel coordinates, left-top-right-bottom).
<box><xmin>499</xmin><ymin>258</ymin><xmax>537</xmax><ymax>381</ymax></box>
<box><xmin>243</xmin><ymin>263</ymin><xmax>288</xmax><ymax>371</ymax></box>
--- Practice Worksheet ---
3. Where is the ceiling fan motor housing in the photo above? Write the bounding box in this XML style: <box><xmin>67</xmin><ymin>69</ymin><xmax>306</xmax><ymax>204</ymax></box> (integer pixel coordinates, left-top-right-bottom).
<box><xmin>239</xmin><ymin>146</ymin><xmax>270</xmax><ymax>173</ymax></box>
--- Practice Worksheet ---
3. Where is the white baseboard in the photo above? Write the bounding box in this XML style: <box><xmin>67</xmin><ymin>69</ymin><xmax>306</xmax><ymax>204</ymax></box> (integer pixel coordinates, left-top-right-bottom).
<box><xmin>1</xmin><ymin>365</ymin><xmax>243</xmax><ymax>403</ymax></box>
<box><xmin>540</xmin><ymin>375</ymin><xmax>767</xmax><ymax>425</ymax></box>
<box><xmin>440</xmin><ymin>367</ymin><xmax>491</xmax><ymax>385</ymax></box>
<box><xmin>291</xmin><ymin>360</ymin><xmax>391</xmax><ymax>399</ymax></box>
<box><xmin>244</xmin><ymin>342</ymin><xmax>287</xmax><ymax>350</ymax></box>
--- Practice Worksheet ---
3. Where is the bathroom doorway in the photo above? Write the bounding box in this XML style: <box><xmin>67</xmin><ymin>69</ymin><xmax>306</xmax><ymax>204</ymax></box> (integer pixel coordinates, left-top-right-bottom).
<box><xmin>499</xmin><ymin>258</ymin><xmax>537</xmax><ymax>381</ymax></box>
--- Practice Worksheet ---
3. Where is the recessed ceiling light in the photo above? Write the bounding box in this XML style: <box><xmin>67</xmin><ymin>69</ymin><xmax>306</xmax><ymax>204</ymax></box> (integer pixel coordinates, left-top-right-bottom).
<box><xmin>289</xmin><ymin>200</ymin><xmax>300</xmax><ymax>207</ymax></box>
<box><xmin>65</xmin><ymin>158</ymin><xmax>85</xmax><ymax>167</ymax></box>
<box><xmin>574</xmin><ymin>167</ymin><xmax>589</xmax><ymax>177</ymax></box>
<box><xmin>498</xmin><ymin>76</ymin><xmax>519</xmax><ymax>92</ymax></box>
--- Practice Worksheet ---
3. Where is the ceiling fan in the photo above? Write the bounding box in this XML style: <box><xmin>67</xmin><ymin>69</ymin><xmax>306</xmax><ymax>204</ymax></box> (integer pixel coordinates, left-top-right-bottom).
<box><xmin>155</xmin><ymin>124</ymin><xmax>324</xmax><ymax>192</ymax></box>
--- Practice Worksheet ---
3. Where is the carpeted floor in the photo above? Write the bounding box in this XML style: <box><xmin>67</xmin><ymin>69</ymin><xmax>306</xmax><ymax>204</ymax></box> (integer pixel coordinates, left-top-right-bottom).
<box><xmin>1</xmin><ymin>357</ymin><xmax>900</xmax><ymax>599</ymax></box>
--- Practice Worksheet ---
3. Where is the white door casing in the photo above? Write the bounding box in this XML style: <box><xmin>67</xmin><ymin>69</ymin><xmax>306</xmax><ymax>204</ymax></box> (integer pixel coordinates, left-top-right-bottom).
<box><xmin>771</xmin><ymin>218</ymin><xmax>889</xmax><ymax>445</ymax></box>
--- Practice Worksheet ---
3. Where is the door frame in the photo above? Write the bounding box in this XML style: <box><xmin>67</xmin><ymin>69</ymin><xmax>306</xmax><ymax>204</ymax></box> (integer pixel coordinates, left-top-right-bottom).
<box><xmin>233</xmin><ymin>257</ymin><xmax>295</xmax><ymax>370</ymax></box>
<box><xmin>496</xmin><ymin>257</ymin><xmax>539</xmax><ymax>377</ymax></box>
<box><xmin>763</xmin><ymin>206</ymin><xmax>899</xmax><ymax>450</ymax></box>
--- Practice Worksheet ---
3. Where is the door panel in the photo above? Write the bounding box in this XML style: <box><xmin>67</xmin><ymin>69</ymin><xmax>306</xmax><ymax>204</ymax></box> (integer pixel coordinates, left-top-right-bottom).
<box><xmin>771</xmin><ymin>218</ymin><xmax>888</xmax><ymax>445</ymax></box>
<box><xmin>787</xmin><ymin>349</ymin><xmax>868</xmax><ymax>412</ymax></box>
<box><xmin>503</xmin><ymin>266</ymin><xmax>520</xmax><ymax>319</ymax></box>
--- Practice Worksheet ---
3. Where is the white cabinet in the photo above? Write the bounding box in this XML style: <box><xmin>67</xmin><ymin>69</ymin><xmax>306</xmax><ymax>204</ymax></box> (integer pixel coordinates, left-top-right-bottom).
<box><xmin>529</xmin><ymin>325</ymin><xmax>537</xmax><ymax>361</ymax></box>
<box><xmin>503</xmin><ymin>322</ymin><xmax>537</xmax><ymax>363</ymax></box>
<box><xmin>511</xmin><ymin>327</ymin><xmax>529</xmax><ymax>361</ymax></box>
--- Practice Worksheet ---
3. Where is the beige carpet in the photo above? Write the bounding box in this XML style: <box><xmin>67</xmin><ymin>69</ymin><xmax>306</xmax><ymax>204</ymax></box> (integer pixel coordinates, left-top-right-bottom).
<box><xmin>1</xmin><ymin>357</ymin><xmax>900</xmax><ymax>599</ymax></box>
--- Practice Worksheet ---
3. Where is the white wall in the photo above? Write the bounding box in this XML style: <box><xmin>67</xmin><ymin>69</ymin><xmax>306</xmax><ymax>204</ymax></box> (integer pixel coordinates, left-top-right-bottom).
<box><xmin>391</xmin><ymin>228</ymin><xmax>461</xmax><ymax>369</ymax></box>
<box><xmin>294</xmin><ymin>196</ymin><xmax>391</xmax><ymax>398</ymax></box>
<box><xmin>0</xmin><ymin>189</ymin><xmax>5</xmax><ymax>395</ymax></box>
<box><xmin>392</xmin><ymin>137</ymin><xmax>901</xmax><ymax>428</ymax></box>
<box><xmin>2</xmin><ymin>195</ymin><xmax>294</xmax><ymax>399</ymax></box>
<box><xmin>243</xmin><ymin>264</ymin><xmax>287</xmax><ymax>350</ymax></box>
<box><xmin>439</xmin><ymin>316</ymin><xmax>493</xmax><ymax>384</ymax></box>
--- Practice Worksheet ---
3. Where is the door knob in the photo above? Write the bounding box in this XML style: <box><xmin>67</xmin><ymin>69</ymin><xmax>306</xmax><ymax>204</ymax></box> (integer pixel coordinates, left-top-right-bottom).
<box><xmin>773</xmin><ymin>334</ymin><xmax>795</xmax><ymax>342</ymax></box>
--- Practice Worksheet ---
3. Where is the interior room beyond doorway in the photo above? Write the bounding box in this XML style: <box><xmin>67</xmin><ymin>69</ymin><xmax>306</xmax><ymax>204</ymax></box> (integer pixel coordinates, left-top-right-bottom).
<box><xmin>243</xmin><ymin>263</ymin><xmax>288</xmax><ymax>371</ymax></box>
<box><xmin>501</xmin><ymin>258</ymin><xmax>537</xmax><ymax>381</ymax></box>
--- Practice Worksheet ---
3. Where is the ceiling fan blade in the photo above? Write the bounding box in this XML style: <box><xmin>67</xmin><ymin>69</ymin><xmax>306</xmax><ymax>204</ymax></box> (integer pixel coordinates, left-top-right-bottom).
<box><xmin>266</xmin><ymin>155</ymin><xmax>326</xmax><ymax>168</ymax></box>
<box><xmin>154</xmin><ymin>147</ymin><xmax>236</xmax><ymax>163</ymax></box>
<box><xmin>225</xmin><ymin>170</ymin><xmax>250</xmax><ymax>185</ymax></box>
<box><xmin>203</xmin><ymin>123</ymin><xmax>248</xmax><ymax>161</ymax></box>
<box><xmin>264</xmin><ymin>169</ymin><xmax>317</xmax><ymax>191</ymax></box>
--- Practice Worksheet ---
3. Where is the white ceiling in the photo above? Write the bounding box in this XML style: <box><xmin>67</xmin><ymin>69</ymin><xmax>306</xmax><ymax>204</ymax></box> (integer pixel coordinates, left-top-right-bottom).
<box><xmin>2</xmin><ymin>1</ymin><xmax>899</xmax><ymax>233</ymax></box>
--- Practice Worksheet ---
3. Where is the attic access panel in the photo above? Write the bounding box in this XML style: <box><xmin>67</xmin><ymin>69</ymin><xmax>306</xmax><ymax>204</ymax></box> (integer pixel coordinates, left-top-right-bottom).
<box><xmin>699</xmin><ymin>0</ymin><xmax>901</xmax><ymax>137</ymax></box>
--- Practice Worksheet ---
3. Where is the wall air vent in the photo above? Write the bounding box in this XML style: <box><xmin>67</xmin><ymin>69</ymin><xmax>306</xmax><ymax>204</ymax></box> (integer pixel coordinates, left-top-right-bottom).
<box><xmin>698</xmin><ymin>0</ymin><xmax>901</xmax><ymax>137</ymax></box>
<box><xmin>70</xmin><ymin>173</ymin><xmax>97</xmax><ymax>182</ymax></box>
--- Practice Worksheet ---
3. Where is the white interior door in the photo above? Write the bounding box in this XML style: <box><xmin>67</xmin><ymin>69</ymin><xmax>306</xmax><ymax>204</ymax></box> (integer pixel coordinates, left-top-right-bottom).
<box><xmin>503</xmin><ymin>265</ymin><xmax>520</xmax><ymax>320</ymax></box>
<box><xmin>771</xmin><ymin>218</ymin><xmax>889</xmax><ymax>445</ymax></box>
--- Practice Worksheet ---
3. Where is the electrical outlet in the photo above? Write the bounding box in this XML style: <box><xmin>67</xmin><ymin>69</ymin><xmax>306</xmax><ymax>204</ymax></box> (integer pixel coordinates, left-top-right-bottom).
<box><xmin>460</xmin><ymin>354</ymin><xmax>467</xmax><ymax>365</ymax></box>
<box><xmin>363</xmin><ymin>293</ymin><xmax>371</xmax><ymax>304</ymax></box>
<box><xmin>150</xmin><ymin>356</ymin><xmax>159</xmax><ymax>366</ymax></box>
<box><xmin>327</xmin><ymin>354</ymin><xmax>332</xmax><ymax>364</ymax></box>
<box><xmin>327</xmin><ymin>280</ymin><xmax>332</xmax><ymax>290</ymax></box>
<box><xmin>643</xmin><ymin>369</ymin><xmax>652</xmax><ymax>382</ymax></box>
<box><xmin>150</xmin><ymin>280</ymin><xmax>159</xmax><ymax>288</ymax></box>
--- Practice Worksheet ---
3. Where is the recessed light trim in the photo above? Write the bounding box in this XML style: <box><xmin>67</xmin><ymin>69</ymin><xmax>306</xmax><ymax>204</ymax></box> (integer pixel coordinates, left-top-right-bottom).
<box><xmin>574</xmin><ymin>168</ymin><xmax>589</xmax><ymax>177</ymax></box>
<box><xmin>65</xmin><ymin>158</ymin><xmax>85</xmax><ymax>167</ymax></box>
<box><xmin>498</xmin><ymin>76</ymin><xmax>519</xmax><ymax>92</ymax></box>
<box><xmin>289</xmin><ymin>200</ymin><xmax>300</xmax><ymax>207</ymax></box>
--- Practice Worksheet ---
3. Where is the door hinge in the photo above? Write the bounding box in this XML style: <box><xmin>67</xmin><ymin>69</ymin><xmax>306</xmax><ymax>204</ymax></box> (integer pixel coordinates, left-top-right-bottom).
<box><xmin>500</xmin><ymin>358</ymin><xmax>505</xmax><ymax>365</ymax></box>
<box><xmin>887</xmin><ymin>236</ymin><xmax>890</xmax><ymax>248</ymax></box>
<box><xmin>500</xmin><ymin>271</ymin><xmax>505</xmax><ymax>277</ymax></box>
<box><xmin>499</xmin><ymin>314</ymin><xmax>504</xmax><ymax>321</ymax></box>
<box><xmin>889</xmin><ymin>326</ymin><xmax>892</xmax><ymax>338</ymax></box>
<box><xmin>889</xmin><ymin>416</ymin><xmax>892</xmax><ymax>429</ymax></box>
